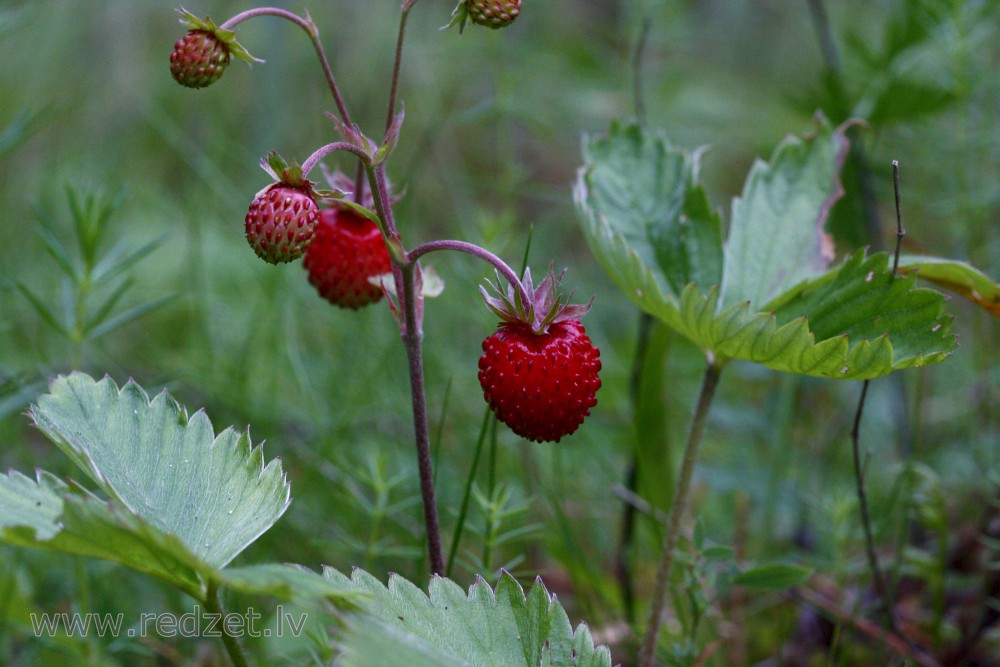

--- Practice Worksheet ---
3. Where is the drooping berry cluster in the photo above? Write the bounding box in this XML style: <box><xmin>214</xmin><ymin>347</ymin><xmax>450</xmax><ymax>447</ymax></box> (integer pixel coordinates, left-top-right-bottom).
<box><xmin>478</xmin><ymin>268</ymin><xmax>601</xmax><ymax>442</ymax></box>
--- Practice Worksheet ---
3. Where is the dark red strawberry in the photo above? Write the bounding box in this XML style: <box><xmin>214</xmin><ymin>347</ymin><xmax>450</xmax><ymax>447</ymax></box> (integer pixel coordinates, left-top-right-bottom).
<box><xmin>303</xmin><ymin>208</ymin><xmax>392</xmax><ymax>309</ymax></box>
<box><xmin>478</xmin><ymin>267</ymin><xmax>601</xmax><ymax>442</ymax></box>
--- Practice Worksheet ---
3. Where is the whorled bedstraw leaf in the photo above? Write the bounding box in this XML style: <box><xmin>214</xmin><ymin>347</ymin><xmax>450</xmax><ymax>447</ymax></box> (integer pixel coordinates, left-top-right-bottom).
<box><xmin>327</xmin><ymin>568</ymin><xmax>612</xmax><ymax>667</ymax></box>
<box><xmin>28</xmin><ymin>372</ymin><xmax>290</xmax><ymax>569</ymax></box>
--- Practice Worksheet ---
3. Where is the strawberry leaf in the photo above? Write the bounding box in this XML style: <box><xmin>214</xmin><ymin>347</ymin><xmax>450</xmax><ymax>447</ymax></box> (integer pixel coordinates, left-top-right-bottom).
<box><xmin>721</xmin><ymin>114</ymin><xmax>848</xmax><ymax>310</ymax></box>
<box><xmin>576</xmin><ymin>119</ymin><xmax>956</xmax><ymax>379</ymax></box>
<box><xmin>27</xmin><ymin>372</ymin><xmax>290</xmax><ymax>569</ymax></box>
<box><xmin>576</xmin><ymin>120</ymin><xmax>723</xmax><ymax>298</ymax></box>
<box><xmin>897</xmin><ymin>255</ymin><xmax>1000</xmax><ymax>317</ymax></box>
<box><xmin>328</xmin><ymin>569</ymin><xmax>612</xmax><ymax>667</ymax></box>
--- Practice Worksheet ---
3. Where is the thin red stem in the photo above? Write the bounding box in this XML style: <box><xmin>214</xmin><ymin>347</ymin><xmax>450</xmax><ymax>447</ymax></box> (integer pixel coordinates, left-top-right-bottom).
<box><xmin>218</xmin><ymin>8</ymin><xmax>352</xmax><ymax>125</ymax></box>
<box><xmin>301</xmin><ymin>141</ymin><xmax>371</xmax><ymax>176</ymax></box>
<box><xmin>407</xmin><ymin>240</ymin><xmax>526</xmax><ymax>301</ymax></box>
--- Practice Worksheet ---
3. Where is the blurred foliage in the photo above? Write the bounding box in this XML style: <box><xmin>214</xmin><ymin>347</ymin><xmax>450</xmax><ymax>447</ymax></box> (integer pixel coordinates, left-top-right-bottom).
<box><xmin>0</xmin><ymin>0</ymin><xmax>997</xmax><ymax>664</ymax></box>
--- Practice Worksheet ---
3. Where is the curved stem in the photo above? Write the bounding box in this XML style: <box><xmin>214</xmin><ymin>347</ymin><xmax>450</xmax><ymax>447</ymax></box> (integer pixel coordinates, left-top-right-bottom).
<box><xmin>204</xmin><ymin>582</ymin><xmax>250</xmax><ymax>667</ymax></box>
<box><xmin>639</xmin><ymin>360</ymin><xmax>723</xmax><ymax>667</ymax></box>
<box><xmin>301</xmin><ymin>141</ymin><xmax>371</xmax><ymax>177</ymax></box>
<box><xmin>219</xmin><ymin>8</ymin><xmax>352</xmax><ymax>125</ymax></box>
<box><xmin>407</xmin><ymin>239</ymin><xmax>526</xmax><ymax>301</ymax></box>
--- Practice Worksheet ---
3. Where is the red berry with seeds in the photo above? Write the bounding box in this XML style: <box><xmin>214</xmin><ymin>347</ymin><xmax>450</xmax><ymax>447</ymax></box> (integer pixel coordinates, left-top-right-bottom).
<box><xmin>245</xmin><ymin>183</ymin><xmax>319</xmax><ymax>264</ymax></box>
<box><xmin>477</xmin><ymin>267</ymin><xmax>601</xmax><ymax>443</ymax></box>
<box><xmin>170</xmin><ymin>29</ymin><xmax>230</xmax><ymax>88</ymax></box>
<box><xmin>303</xmin><ymin>208</ymin><xmax>392</xmax><ymax>309</ymax></box>
<box><xmin>479</xmin><ymin>319</ymin><xmax>601</xmax><ymax>443</ymax></box>
<box><xmin>468</xmin><ymin>0</ymin><xmax>521</xmax><ymax>29</ymax></box>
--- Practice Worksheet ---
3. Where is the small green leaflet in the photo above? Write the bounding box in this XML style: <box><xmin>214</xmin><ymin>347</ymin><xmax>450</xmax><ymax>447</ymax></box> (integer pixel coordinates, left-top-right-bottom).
<box><xmin>328</xmin><ymin>568</ymin><xmax>612</xmax><ymax>667</ymax></box>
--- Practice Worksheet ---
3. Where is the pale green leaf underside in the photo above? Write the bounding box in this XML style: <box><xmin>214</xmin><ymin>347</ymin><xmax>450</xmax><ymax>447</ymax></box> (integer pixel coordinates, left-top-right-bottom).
<box><xmin>575</xmin><ymin>119</ymin><xmax>723</xmax><ymax>298</ymax></box>
<box><xmin>0</xmin><ymin>470</ymin><xmax>209</xmax><ymax>598</ymax></box>
<box><xmin>328</xmin><ymin>568</ymin><xmax>612</xmax><ymax>667</ymax></box>
<box><xmin>0</xmin><ymin>471</ymin><xmax>359</xmax><ymax>606</ymax></box>
<box><xmin>28</xmin><ymin>373</ymin><xmax>290</xmax><ymax>569</ymax></box>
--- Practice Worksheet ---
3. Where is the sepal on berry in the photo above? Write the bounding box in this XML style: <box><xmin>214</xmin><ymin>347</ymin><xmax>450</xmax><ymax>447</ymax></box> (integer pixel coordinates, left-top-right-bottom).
<box><xmin>480</xmin><ymin>265</ymin><xmax>593</xmax><ymax>335</ymax></box>
<box><xmin>176</xmin><ymin>8</ymin><xmax>261</xmax><ymax>65</ymax></box>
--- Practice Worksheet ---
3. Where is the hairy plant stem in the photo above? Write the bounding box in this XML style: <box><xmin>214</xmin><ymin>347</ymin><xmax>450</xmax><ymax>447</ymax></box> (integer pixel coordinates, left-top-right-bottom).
<box><xmin>639</xmin><ymin>359</ymin><xmax>723</xmax><ymax>667</ymax></box>
<box><xmin>204</xmin><ymin>582</ymin><xmax>250</xmax><ymax>667</ymax></box>
<box><xmin>399</xmin><ymin>260</ymin><xmax>445</xmax><ymax>575</ymax></box>
<box><xmin>363</xmin><ymin>161</ymin><xmax>444</xmax><ymax>575</ymax></box>
<box><xmin>408</xmin><ymin>239</ymin><xmax>526</xmax><ymax>300</ymax></box>
<box><xmin>219</xmin><ymin>8</ymin><xmax>352</xmax><ymax>125</ymax></box>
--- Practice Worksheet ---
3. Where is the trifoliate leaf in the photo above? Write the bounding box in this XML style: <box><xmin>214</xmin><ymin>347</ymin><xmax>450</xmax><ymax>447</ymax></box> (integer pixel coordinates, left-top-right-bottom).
<box><xmin>28</xmin><ymin>372</ymin><xmax>290</xmax><ymax>569</ymax></box>
<box><xmin>575</xmin><ymin>120</ymin><xmax>956</xmax><ymax>380</ymax></box>
<box><xmin>328</xmin><ymin>568</ymin><xmax>612</xmax><ymax>667</ymax></box>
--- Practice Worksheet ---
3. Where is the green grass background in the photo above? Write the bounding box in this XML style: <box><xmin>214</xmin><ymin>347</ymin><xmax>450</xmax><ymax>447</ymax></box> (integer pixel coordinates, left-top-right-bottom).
<box><xmin>0</xmin><ymin>0</ymin><xmax>997</xmax><ymax>664</ymax></box>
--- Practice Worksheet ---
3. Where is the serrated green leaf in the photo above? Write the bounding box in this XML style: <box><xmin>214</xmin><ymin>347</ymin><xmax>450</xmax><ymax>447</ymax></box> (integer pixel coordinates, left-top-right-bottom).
<box><xmin>576</xmin><ymin>119</ymin><xmax>723</xmax><ymax>299</ymax></box>
<box><xmin>0</xmin><ymin>470</ymin><xmax>207</xmax><ymax>597</ymax></box>
<box><xmin>733</xmin><ymin>563</ymin><xmax>813</xmax><ymax>590</ymax></box>
<box><xmin>220</xmin><ymin>563</ymin><xmax>367</xmax><ymax>606</ymax></box>
<box><xmin>28</xmin><ymin>373</ymin><xmax>290</xmax><ymax>568</ymax></box>
<box><xmin>722</xmin><ymin>114</ymin><xmax>848</xmax><ymax>310</ymax></box>
<box><xmin>575</xmin><ymin>120</ymin><xmax>955</xmax><ymax>380</ymax></box>
<box><xmin>330</xmin><ymin>569</ymin><xmax>612</xmax><ymax>667</ymax></box>
<box><xmin>897</xmin><ymin>255</ymin><xmax>1000</xmax><ymax>317</ymax></box>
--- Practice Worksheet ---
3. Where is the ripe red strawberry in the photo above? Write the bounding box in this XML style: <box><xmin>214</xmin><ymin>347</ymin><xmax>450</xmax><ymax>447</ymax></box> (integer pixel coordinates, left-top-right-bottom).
<box><xmin>478</xmin><ymin>267</ymin><xmax>601</xmax><ymax>443</ymax></box>
<box><xmin>170</xmin><ymin>30</ymin><xmax>230</xmax><ymax>88</ymax></box>
<box><xmin>245</xmin><ymin>183</ymin><xmax>319</xmax><ymax>264</ymax></box>
<box><xmin>303</xmin><ymin>207</ymin><xmax>392</xmax><ymax>309</ymax></box>
<box><xmin>467</xmin><ymin>0</ymin><xmax>521</xmax><ymax>29</ymax></box>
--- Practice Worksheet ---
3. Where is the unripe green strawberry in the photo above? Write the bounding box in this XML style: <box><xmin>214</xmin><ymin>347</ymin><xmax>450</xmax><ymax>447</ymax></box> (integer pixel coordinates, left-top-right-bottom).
<box><xmin>479</xmin><ymin>320</ymin><xmax>601</xmax><ymax>443</ymax></box>
<box><xmin>245</xmin><ymin>183</ymin><xmax>319</xmax><ymax>264</ymax></box>
<box><xmin>170</xmin><ymin>29</ymin><xmax>230</xmax><ymax>88</ymax></box>
<box><xmin>467</xmin><ymin>0</ymin><xmax>521</xmax><ymax>29</ymax></box>
<box><xmin>477</xmin><ymin>267</ymin><xmax>601</xmax><ymax>442</ymax></box>
<box><xmin>303</xmin><ymin>208</ymin><xmax>392</xmax><ymax>309</ymax></box>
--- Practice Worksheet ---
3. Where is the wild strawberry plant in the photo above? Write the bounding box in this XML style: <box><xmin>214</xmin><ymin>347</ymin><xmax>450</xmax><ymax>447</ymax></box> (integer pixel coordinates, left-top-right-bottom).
<box><xmin>2</xmin><ymin>2</ymin><xmax>999</xmax><ymax>667</ymax></box>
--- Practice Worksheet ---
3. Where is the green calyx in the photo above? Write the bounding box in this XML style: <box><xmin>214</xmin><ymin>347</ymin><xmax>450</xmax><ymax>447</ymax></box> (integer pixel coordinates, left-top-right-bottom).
<box><xmin>176</xmin><ymin>8</ymin><xmax>261</xmax><ymax>65</ymax></box>
<box><xmin>481</xmin><ymin>266</ymin><xmax>593</xmax><ymax>335</ymax></box>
